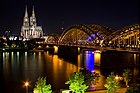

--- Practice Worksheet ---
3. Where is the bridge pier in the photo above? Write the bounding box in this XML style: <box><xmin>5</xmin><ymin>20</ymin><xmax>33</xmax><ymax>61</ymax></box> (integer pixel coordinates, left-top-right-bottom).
<box><xmin>58</xmin><ymin>46</ymin><xmax>78</xmax><ymax>62</ymax></box>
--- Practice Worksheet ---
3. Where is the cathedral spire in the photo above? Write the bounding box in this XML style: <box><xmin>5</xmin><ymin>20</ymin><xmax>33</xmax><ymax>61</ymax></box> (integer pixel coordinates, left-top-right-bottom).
<box><xmin>30</xmin><ymin>6</ymin><xmax>36</xmax><ymax>26</ymax></box>
<box><xmin>21</xmin><ymin>5</ymin><xmax>43</xmax><ymax>39</ymax></box>
<box><xmin>32</xmin><ymin>6</ymin><xmax>35</xmax><ymax>18</ymax></box>
<box><xmin>24</xmin><ymin>5</ymin><xmax>28</xmax><ymax>18</ymax></box>
<box><xmin>23</xmin><ymin>5</ymin><xmax>29</xmax><ymax>26</ymax></box>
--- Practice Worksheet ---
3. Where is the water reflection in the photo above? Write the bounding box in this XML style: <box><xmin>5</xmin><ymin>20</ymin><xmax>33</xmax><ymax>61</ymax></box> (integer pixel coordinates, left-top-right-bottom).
<box><xmin>51</xmin><ymin>54</ymin><xmax>78</xmax><ymax>90</ymax></box>
<box><xmin>80</xmin><ymin>50</ymin><xmax>101</xmax><ymax>71</ymax></box>
<box><xmin>80</xmin><ymin>50</ymin><xmax>140</xmax><ymax>89</ymax></box>
<box><xmin>94</xmin><ymin>51</ymin><xmax>101</xmax><ymax>66</ymax></box>
<box><xmin>1</xmin><ymin>51</ymin><xmax>79</xmax><ymax>93</ymax></box>
<box><xmin>80</xmin><ymin>50</ymin><xmax>105</xmax><ymax>89</ymax></box>
<box><xmin>3</xmin><ymin>52</ymin><xmax>10</xmax><ymax>81</ymax></box>
<box><xmin>1</xmin><ymin>50</ymin><xmax>140</xmax><ymax>93</ymax></box>
<box><xmin>84</xmin><ymin>51</ymin><xmax>94</xmax><ymax>71</ymax></box>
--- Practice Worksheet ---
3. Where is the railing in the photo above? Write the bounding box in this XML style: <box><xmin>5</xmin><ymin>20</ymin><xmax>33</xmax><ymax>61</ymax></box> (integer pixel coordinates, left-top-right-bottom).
<box><xmin>54</xmin><ymin>43</ymin><xmax>140</xmax><ymax>53</ymax></box>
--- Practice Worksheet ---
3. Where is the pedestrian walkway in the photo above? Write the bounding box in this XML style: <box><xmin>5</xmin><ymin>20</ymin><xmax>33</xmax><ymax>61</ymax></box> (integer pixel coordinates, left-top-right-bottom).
<box><xmin>86</xmin><ymin>88</ymin><xmax>127</xmax><ymax>93</ymax></box>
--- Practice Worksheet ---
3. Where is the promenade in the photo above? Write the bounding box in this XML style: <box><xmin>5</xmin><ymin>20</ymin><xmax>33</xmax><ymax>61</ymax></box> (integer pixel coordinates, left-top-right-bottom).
<box><xmin>86</xmin><ymin>88</ymin><xmax>127</xmax><ymax>93</ymax></box>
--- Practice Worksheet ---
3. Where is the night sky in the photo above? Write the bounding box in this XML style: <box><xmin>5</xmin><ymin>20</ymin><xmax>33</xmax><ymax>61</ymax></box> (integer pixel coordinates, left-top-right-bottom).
<box><xmin>0</xmin><ymin>0</ymin><xmax>139</xmax><ymax>36</ymax></box>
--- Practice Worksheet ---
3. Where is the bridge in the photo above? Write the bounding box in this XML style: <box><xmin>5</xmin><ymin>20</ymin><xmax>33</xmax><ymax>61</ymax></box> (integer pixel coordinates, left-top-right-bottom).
<box><xmin>38</xmin><ymin>24</ymin><xmax>139</xmax><ymax>53</ymax></box>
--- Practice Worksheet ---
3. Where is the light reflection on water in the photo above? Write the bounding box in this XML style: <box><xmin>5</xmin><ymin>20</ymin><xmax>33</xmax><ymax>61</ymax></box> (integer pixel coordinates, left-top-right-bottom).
<box><xmin>0</xmin><ymin>50</ymin><xmax>139</xmax><ymax>93</ymax></box>
<box><xmin>1</xmin><ymin>51</ymin><xmax>79</xmax><ymax>93</ymax></box>
<box><xmin>80</xmin><ymin>50</ymin><xmax>101</xmax><ymax>71</ymax></box>
<box><xmin>80</xmin><ymin>50</ymin><xmax>105</xmax><ymax>89</ymax></box>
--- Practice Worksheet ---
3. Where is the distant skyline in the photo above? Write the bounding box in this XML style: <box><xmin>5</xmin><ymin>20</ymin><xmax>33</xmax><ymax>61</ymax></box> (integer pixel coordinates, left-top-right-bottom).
<box><xmin>0</xmin><ymin>0</ymin><xmax>139</xmax><ymax>36</ymax></box>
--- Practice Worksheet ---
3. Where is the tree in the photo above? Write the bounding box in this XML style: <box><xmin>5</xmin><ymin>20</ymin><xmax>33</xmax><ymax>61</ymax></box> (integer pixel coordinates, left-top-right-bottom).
<box><xmin>65</xmin><ymin>72</ymin><xmax>88</xmax><ymax>93</ymax></box>
<box><xmin>79</xmin><ymin>68</ymin><xmax>92</xmax><ymax>86</ymax></box>
<box><xmin>80</xmin><ymin>68</ymin><xmax>100</xmax><ymax>90</ymax></box>
<box><xmin>122</xmin><ymin>69</ymin><xmax>132</xmax><ymax>88</ymax></box>
<box><xmin>91</xmin><ymin>72</ymin><xmax>100</xmax><ymax>90</ymax></box>
<box><xmin>104</xmin><ymin>72</ymin><xmax>120</xmax><ymax>93</ymax></box>
<box><xmin>125</xmin><ymin>83</ymin><xmax>140</xmax><ymax>93</ymax></box>
<box><xmin>33</xmin><ymin>77</ymin><xmax>52</xmax><ymax>93</ymax></box>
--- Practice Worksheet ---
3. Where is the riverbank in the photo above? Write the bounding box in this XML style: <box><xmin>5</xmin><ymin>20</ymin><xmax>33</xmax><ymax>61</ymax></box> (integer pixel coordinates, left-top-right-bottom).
<box><xmin>53</xmin><ymin>88</ymin><xmax>127</xmax><ymax>93</ymax></box>
<box><xmin>86</xmin><ymin>88</ymin><xmax>127</xmax><ymax>93</ymax></box>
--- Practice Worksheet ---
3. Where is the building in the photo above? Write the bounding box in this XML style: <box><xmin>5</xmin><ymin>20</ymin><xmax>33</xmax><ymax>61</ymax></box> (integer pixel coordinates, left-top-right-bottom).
<box><xmin>20</xmin><ymin>6</ymin><xmax>43</xmax><ymax>39</ymax></box>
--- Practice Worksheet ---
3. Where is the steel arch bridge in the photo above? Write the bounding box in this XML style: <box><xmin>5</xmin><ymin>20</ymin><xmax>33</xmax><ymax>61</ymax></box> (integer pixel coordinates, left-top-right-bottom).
<box><xmin>106</xmin><ymin>24</ymin><xmax>140</xmax><ymax>48</ymax></box>
<box><xmin>57</xmin><ymin>24</ymin><xmax>140</xmax><ymax>49</ymax></box>
<box><xmin>58</xmin><ymin>24</ymin><xmax>114</xmax><ymax>46</ymax></box>
<box><xmin>46</xmin><ymin>34</ymin><xmax>59</xmax><ymax>44</ymax></box>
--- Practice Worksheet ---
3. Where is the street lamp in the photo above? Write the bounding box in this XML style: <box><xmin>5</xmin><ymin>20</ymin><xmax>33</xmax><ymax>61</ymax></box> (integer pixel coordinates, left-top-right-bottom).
<box><xmin>115</xmin><ymin>75</ymin><xmax>119</xmax><ymax>80</ymax></box>
<box><xmin>115</xmin><ymin>75</ymin><xmax>123</xmax><ymax>81</ymax></box>
<box><xmin>25</xmin><ymin>81</ymin><xmax>29</xmax><ymax>93</ymax></box>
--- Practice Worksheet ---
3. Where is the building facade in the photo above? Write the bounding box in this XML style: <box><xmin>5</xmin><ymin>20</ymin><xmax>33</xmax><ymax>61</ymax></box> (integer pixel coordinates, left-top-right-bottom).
<box><xmin>21</xmin><ymin>6</ymin><xmax>43</xmax><ymax>39</ymax></box>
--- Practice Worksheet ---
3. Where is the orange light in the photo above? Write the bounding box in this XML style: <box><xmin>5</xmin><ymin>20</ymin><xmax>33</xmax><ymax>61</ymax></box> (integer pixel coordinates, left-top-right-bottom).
<box><xmin>25</xmin><ymin>81</ymin><xmax>29</xmax><ymax>87</ymax></box>
<box><xmin>115</xmin><ymin>75</ymin><xmax>119</xmax><ymax>80</ymax></box>
<box><xmin>94</xmin><ymin>50</ymin><xmax>101</xmax><ymax>53</ymax></box>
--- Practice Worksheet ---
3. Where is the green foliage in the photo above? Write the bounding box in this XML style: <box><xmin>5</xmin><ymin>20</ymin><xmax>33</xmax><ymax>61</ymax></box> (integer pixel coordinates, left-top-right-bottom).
<box><xmin>91</xmin><ymin>72</ymin><xmax>100</xmax><ymax>85</ymax></box>
<box><xmin>125</xmin><ymin>83</ymin><xmax>140</xmax><ymax>93</ymax></box>
<box><xmin>104</xmin><ymin>72</ymin><xmax>120</xmax><ymax>93</ymax></box>
<box><xmin>125</xmin><ymin>87</ymin><xmax>140</xmax><ymax>93</ymax></box>
<box><xmin>65</xmin><ymin>72</ymin><xmax>88</xmax><ymax>93</ymax></box>
<box><xmin>80</xmin><ymin>68</ymin><xmax>100</xmax><ymax>86</ymax></box>
<box><xmin>80</xmin><ymin>68</ymin><xmax>92</xmax><ymax>86</ymax></box>
<box><xmin>33</xmin><ymin>76</ymin><xmax>52</xmax><ymax>93</ymax></box>
<box><xmin>122</xmin><ymin>69</ymin><xmax>132</xmax><ymax>87</ymax></box>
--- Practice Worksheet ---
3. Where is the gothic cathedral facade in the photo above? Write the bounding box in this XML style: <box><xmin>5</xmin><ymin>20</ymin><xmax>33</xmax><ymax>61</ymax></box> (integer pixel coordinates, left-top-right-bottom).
<box><xmin>21</xmin><ymin>6</ymin><xmax>43</xmax><ymax>39</ymax></box>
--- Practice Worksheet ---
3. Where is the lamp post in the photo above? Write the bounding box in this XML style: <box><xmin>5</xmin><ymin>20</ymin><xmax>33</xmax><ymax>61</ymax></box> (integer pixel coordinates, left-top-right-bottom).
<box><xmin>115</xmin><ymin>75</ymin><xmax>119</xmax><ymax>80</ymax></box>
<box><xmin>115</xmin><ymin>75</ymin><xmax>123</xmax><ymax>81</ymax></box>
<box><xmin>25</xmin><ymin>81</ymin><xmax>29</xmax><ymax>93</ymax></box>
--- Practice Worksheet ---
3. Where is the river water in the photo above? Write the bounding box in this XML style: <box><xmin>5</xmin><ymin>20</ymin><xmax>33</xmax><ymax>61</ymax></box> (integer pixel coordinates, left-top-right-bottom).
<box><xmin>0</xmin><ymin>50</ymin><xmax>139</xmax><ymax>93</ymax></box>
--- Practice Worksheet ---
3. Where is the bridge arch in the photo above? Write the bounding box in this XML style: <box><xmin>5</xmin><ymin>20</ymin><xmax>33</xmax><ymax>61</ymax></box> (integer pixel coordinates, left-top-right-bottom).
<box><xmin>107</xmin><ymin>24</ymin><xmax>140</xmax><ymax>48</ymax></box>
<box><xmin>59</xmin><ymin>24</ymin><xmax>114</xmax><ymax>45</ymax></box>
<box><xmin>47</xmin><ymin>34</ymin><xmax>59</xmax><ymax>44</ymax></box>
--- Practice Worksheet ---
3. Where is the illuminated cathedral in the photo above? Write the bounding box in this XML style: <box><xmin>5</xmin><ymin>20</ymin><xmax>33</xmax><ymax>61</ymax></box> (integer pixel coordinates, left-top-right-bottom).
<box><xmin>20</xmin><ymin>6</ymin><xmax>43</xmax><ymax>39</ymax></box>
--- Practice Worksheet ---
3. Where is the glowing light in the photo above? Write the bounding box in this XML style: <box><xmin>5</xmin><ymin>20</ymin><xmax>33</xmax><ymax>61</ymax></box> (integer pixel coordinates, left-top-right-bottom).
<box><xmin>17</xmin><ymin>52</ymin><xmax>19</xmax><ymax>56</ymax></box>
<box><xmin>94</xmin><ymin>50</ymin><xmax>101</xmax><ymax>53</ymax></box>
<box><xmin>54</xmin><ymin>46</ymin><xmax>58</xmax><ymax>54</ymax></box>
<box><xmin>115</xmin><ymin>75</ymin><xmax>119</xmax><ymax>80</ymax></box>
<box><xmin>24</xmin><ymin>81</ymin><xmax>29</xmax><ymax>93</ymax></box>
<box><xmin>25</xmin><ymin>81</ymin><xmax>29</xmax><ymax>87</ymax></box>
<box><xmin>38</xmin><ymin>45</ymin><xmax>42</xmax><ymax>48</ymax></box>
<box><xmin>25</xmin><ymin>52</ymin><xmax>27</xmax><ymax>56</ymax></box>
<box><xmin>109</xmin><ymin>41</ymin><xmax>112</xmax><ymax>44</ymax></box>
<box><xmin>25</xmin><ymin>18</ymin><xmax>28</xmax><ymax>22</ymax></box>
<box><xmin>115</xmin><ymin>75</ymin><xmax>123</xmax><ymax>81</ymax></box>
<box><xmin>85</xmin><ymin>50</ymin><xmax>94</xmax><ymax>71</ymax></box>
<box><xmin>91</xmin><ymin>70</ymin><xmax>94</xmax><ymax>73</ymax></box>
<box><xmin>11</xmin><ymin>52</ymin><xmax>14</xmax><ymax>64</ymax></box>
<box><xmin>62</xmin><ymin>90</ymin><xmax>71</xmax><ymax>93</ymax></box>
<box><xmin>94</xmin><ymin>51</ymin><xmax>101</xmax><ymax>66</ymax></box>
<box><xmin>78</xmin><ymin>47</ymin><xmax>80</xmax><ymax>53</ymax></box>
<box><xmin>100</xmin><ymin>40</ymin><xmax>103</xmax><ymax>44</ymax></box>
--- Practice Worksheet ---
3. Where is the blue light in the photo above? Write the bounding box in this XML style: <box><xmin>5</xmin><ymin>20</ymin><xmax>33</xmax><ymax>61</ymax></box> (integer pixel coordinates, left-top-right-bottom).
<box><xmin>87</xmin><ymin>34</ymin><xmax>95</xmax><ymax>41</ymax></box>
<box><xmin>85</xmin><ymin>50</ymin><xmax>94</xmax><ymax>71</ymax></box>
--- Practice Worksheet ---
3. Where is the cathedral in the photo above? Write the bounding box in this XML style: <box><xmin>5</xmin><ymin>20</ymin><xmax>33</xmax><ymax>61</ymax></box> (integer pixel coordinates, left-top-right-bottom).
<box><xmin>20</xmin><ymin>6</ymin><xmax>43</xmax><ymax>39</ymax></box>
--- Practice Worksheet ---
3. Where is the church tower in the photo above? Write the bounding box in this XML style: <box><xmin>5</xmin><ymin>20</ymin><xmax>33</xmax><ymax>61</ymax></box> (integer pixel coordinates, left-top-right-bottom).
<box><xmin>21</xmin><ymin>5</ymin><xmax>43</xmax><ymax>39</ymax></box>
<box><xmin>30</xmin><ymin>6</ymin><xmax>37</xmax><ymax>27</ymax></box>
<box><xmin>21</xmin><ymin>6</ymin><xmax>30</xmax><ymax>39</ymax></box>
<box><xmin>23</xmin><ymin>6</ymin><xmax>29</xmax><ymax>26</ymax></box>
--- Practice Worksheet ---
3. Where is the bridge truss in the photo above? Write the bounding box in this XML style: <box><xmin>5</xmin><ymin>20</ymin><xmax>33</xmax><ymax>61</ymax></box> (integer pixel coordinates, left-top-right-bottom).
<box><xmin>58</xmin><ymin>24</ymin><xmax>114</xmax><ymax>46</ymax></box>
<box><xmin>46</xmin><ymin>24</ymin><xmax>140</xmax><ymax>50</ymax></box>
<box><xmin>106</xmin><ymin>24</ymin><xmax>140</xmax><ymax>48</ymax></box>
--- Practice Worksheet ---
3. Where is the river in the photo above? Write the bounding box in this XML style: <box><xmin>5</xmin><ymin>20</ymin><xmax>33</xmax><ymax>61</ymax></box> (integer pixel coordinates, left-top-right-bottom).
<box><xmin>0</xmin><ymin>50</ymin><xmax>139</xmax><ymax>93</ymax></box>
